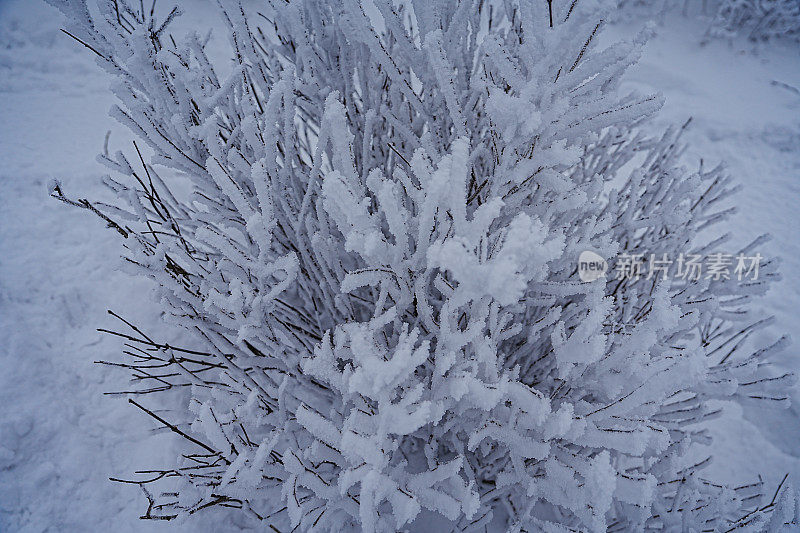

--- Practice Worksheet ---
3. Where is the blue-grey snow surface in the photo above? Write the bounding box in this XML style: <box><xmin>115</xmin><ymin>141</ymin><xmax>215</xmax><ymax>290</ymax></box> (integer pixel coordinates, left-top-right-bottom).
<box><xmin>0</xmin><ymin>1</ymin><xmax>798</xmax><ymax>531</ymax></box>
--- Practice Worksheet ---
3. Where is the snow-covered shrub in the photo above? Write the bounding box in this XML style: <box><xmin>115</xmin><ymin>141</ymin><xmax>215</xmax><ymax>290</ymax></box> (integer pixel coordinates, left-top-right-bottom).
<box><xmin>611</xmin><ymin>0</ymin><xmax>800</xmax><ymax>42</ymax></box>
<box><xmin>49</xmin><ymin>0</ymin><xmax>793</xmax><ymax>530</ymax></box>
<box><xmin>707</xmin><ymin>0</ymin><xmax>800</xmax><ymax>41</ymax></box>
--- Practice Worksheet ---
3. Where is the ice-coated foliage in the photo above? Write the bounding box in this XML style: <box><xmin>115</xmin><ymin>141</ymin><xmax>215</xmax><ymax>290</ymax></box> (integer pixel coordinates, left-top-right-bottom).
<box><xmin>49</xmin><ymin>0</ymin><xmax>793</xmax><ymax>531</ymax></box>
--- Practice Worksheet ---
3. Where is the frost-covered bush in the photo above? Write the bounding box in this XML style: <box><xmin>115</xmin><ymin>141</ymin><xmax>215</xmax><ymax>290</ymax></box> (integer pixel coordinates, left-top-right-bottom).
<box><xmin>49</xmin><ymin>0</ymin><xmax>794</xmax><ymax>530</ymax></box>
<box><xmin>611</xmin><ymin>0</ymin><xmax>800</xmax><ymax>42</ymax></box>
<box><xmin>707</xmin><ymin>0</ymin><xmax>800</xmax><ymax>41</ymax></box>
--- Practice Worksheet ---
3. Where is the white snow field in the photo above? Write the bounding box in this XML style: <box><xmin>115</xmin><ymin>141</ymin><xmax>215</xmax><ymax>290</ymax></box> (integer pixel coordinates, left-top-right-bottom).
<box><xmin>0</xmin><ymin>1</ymin><xmax>798</xmax><ymax>531</ymax></box>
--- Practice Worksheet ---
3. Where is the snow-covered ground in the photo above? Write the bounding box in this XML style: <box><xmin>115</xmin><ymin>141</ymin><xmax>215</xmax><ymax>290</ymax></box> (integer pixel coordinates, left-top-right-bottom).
<box><xmin>0</xmin><ymin>1</ymin><xmax>798</xmax><ymax>531</ymax></box>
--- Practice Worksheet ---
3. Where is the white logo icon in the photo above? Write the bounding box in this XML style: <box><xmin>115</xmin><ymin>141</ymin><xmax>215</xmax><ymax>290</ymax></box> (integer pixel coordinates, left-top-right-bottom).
<box><xmin>578</xmin><ymin>251</ymin><xmax>607</xmax><ymax>282</ymax></box>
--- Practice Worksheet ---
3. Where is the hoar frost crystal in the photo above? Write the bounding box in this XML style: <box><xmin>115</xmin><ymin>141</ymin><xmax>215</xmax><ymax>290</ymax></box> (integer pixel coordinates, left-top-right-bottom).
<box><xmin>49</xmin><ymin>0</ymin><xmax>796</xmax><ymax>531</ymax></box>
